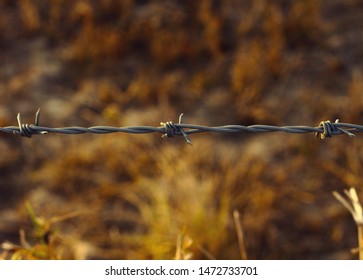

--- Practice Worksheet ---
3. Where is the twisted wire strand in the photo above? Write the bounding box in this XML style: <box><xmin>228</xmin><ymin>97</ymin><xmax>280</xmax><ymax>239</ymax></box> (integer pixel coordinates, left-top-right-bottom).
<box><xmin>0</xmin><ymin>109</ymin><xmax>362</xmax><ymax>144</ymax></box>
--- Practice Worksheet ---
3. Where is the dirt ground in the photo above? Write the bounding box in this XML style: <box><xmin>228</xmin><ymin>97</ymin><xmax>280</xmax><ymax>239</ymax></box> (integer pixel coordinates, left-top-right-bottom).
<box><xmin>0</xmin><ymin>0</ymin><xmax>363</xmax><ymax>259</ymax></box>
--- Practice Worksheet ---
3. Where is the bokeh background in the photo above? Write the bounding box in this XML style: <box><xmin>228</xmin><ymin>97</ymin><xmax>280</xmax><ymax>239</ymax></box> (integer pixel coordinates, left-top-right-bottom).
<box><xmin>0</xmin><ymin>0</ymin><xmax>363</xmax><ymax>259</ymax></box>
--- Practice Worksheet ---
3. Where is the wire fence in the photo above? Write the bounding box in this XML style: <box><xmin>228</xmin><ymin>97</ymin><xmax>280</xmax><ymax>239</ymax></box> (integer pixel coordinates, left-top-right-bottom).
<box><xmin>0</xmin><ymin>109</ymin><xmax>362</xmax><ymax>144</ymax></box>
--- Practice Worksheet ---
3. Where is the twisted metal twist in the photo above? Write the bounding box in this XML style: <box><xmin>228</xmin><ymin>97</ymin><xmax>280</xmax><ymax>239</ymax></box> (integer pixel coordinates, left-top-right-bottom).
<box><xmin>0</xmin><ymin>109</ymin><xmax>361</xmax><ymax>144</ymax></box>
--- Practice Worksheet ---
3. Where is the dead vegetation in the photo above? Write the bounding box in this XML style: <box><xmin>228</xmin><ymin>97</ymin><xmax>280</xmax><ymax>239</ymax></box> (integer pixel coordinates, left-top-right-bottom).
<box><xmin>0</xmin><ymin>0</ymin><xmax>363</xmax><ymax>259</ymax></box>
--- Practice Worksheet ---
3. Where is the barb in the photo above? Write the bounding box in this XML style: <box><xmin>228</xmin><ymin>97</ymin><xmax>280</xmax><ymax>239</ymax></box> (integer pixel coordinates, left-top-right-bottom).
<box><xmin>315</xmin><ymin>119</ymin><xmax>355</xmax><ymax>139</ymax></box>
<box><xmin>160</xmin><ymin>113</ymin><xmax>192</xmax><ymax>144</ymax></box>
<box><xmin>15</xmin><ymin>109</ymin><xmax>48</xmax><ymax>138</ymax></box>
<box><xmin>0</xmin><ymin>109</ymin><xmax>362</xmax><ymax>143</ymax></box>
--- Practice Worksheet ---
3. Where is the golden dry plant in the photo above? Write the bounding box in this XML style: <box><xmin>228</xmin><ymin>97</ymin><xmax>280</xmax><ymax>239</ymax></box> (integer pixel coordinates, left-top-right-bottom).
<box><xmin>174</xmin><ymin>231</ymin><xmax>193</xmax><ymax>260</ymax></box>
<box><xmin>333</xmin><ymin>188</ymin><xmax>363</xmax><ymax>260</ymax></box>
<box><xmin>1</xmin><ymin>203</ymin><xmax>80</xmax><ymax>260</ymax></box>
<box><xmin>2</xmin><ymin>0</ymin><xmax>363</xmax><ymax>260</ymax></box>
<box><xmin>233</xmin><ymin>209</ymin><xmax>248</xmax><ymax>260</ymax></box>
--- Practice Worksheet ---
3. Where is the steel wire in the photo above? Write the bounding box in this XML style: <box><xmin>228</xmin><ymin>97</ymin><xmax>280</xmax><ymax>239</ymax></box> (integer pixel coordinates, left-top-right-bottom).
<box><xmin>0</xmin><ymin>109</ymin><xmax>361</xmax><ymax>144</ymax></box>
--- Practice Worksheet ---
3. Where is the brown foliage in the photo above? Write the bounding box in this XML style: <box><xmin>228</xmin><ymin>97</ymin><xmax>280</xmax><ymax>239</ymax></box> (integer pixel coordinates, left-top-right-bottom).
<box><xmin>1</xmin><ymin>0</ymin><xmax>363</xmax><ymax>259</ymax></box>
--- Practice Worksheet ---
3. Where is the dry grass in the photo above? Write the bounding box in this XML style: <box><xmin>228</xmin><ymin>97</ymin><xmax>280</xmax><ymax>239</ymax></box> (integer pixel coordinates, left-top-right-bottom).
<box><xmin>333</xmin><ymin>188</ymin><xmax>363</xmax><ymax>260</ymax></box>
<box><xmin>1</xmin><ymin>0</ymin><xmax>363</xmax><ymax>260</ymax></box>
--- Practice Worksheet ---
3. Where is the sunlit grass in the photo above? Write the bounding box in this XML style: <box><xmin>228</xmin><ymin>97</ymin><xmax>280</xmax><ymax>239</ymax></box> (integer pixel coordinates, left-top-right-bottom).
<box><xmin>1</xmin><ymin>0</ymin><xmax>363</xmax><ymax>260</ymax></box>
<box><xmin>333</xmin><ymin>188</ymin><xmax>363</xmax><ymax>260</ymax></box>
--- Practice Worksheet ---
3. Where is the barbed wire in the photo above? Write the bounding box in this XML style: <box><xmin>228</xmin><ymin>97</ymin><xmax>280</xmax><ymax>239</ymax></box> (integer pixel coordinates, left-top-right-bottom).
<box><xmin>0</xmin><ymin>109</ymin><xmax>361</xmax><ymax>145</ymax></box>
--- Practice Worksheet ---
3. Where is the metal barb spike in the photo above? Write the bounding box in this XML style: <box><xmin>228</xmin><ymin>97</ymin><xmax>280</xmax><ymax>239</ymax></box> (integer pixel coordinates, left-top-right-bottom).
<box><xmin>16</xmin><ymin>113</ymin><xmax>23</xmax><ymax>136</ymax></box>
<box><xmin>15</xmin><ymin>109</ymin><xmax>48</xmax><ymax>137</ymax></box>
<box><xmin>161</xmin><ymin>114</ymin><xmax>192</xmax><ymax>145</ymax></box>
<box><xmin>35</xmin><ymin>108</ymin><xmax>41</xmax><ymax>126</ymax></box>
<box><xmin>316</xmin><ymin>119</ymin><xmax>356</xmax><ymax>139</ymax></box>
<box><xmin>16</xmin><ymin>113</ymin><xmax>32</xmax><ymax>138</ymax></box>
<box><xmin>334</xmin><ymin>119</ymin><xmax>355</xmax><ymax>137</ymax></box>
<box><xmin>178</xmin><ymin>113</ymin><xmax>192</xmax><ymax>145</ymax></box>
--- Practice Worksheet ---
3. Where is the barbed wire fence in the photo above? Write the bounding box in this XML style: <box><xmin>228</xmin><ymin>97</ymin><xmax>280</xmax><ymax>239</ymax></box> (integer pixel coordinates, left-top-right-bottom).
<box><xmin>0</xmin><ymin>109</ymin><xmax>362</xmax><ymax>145</ymax></box>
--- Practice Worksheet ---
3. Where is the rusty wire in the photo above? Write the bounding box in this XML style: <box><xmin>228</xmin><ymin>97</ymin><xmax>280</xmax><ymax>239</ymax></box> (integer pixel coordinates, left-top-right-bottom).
<box><xmin>0</xmin><ymin>109</ymin><xmax>361</xmax><ymax>144</ymax></box>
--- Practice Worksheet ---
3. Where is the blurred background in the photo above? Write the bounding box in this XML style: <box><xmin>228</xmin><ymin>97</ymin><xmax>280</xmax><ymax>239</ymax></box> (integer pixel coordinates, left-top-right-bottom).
<box><xmin>0</xmin><ymin>0</ymin><xmax>363</xmax><ymax>259</ymax></box>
